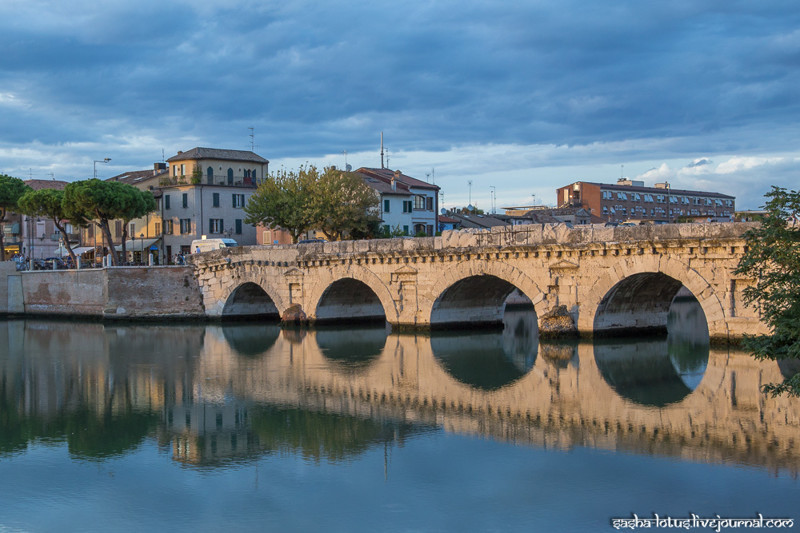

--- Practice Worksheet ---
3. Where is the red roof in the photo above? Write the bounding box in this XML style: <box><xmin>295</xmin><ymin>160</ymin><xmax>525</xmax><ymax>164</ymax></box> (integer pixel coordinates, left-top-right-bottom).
<box><xmin>356</xmin><ymin>167</ymin><xmax>440</xmax><ymax>191</ymax></box>
<box><xmin>24</xmin><ymin>179</ymin><xmax>68</xmax><ymax>191</ymax></box>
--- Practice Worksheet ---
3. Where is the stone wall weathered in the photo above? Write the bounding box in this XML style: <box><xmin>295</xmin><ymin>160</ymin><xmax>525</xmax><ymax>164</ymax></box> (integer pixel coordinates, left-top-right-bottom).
<box><xmin>1</xmin><ymin>264</ymin><xmax>204</xmax><ymax>319</ymax></box>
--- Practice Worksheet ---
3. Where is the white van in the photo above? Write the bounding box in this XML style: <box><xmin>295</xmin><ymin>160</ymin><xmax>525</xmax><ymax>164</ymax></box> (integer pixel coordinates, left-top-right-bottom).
<box><xmin>190</xmin><ymin>238</ymin><xmax>239</xmax><ymax>253</ymax></box>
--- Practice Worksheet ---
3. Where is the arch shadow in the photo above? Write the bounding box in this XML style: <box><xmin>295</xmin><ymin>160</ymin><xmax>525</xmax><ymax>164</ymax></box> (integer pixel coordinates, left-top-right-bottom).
<box><xmin>316</xmin><ymin>325</ymin><xmax>388</xmax><ymax>373</ymax></box>
<box><xmin>315</xmin><ymin>278</ymin><xmax>387</xmax><ymax>325</ymax></box>
<box><xmin>222</xmin><ymin>324</ymin><xmax>281</xmax><ymax>357</ymax></box>
<box><xmin>430</xmin><ymin>274</ymin><xmax>538</xmax><ymax>329</ymax></box>
<box><xmin>222</xmin><ymin>282</ymin><xmax>280</xmax><ymax>320</ymax></box>
<box><xmin>594</xmin><ymin>291</ymin><xmax>710</xmax><ymax>407</ymax></box>
<box><xmin>431</xmin><ymin>309</ymin><xmax>538</xmax><ymax>391</ymax></box>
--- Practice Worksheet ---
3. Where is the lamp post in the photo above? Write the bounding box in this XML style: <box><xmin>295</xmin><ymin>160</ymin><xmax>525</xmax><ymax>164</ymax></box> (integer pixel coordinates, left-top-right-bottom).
<box><xmin>139</xmin><ymin>232</ymin><xmax>144</xmax><ymax>265</ymax></box>
<box><xmin>93</xmin><ymin>158</ymin><xmax>111</xmax><ymax>179</ymax></box>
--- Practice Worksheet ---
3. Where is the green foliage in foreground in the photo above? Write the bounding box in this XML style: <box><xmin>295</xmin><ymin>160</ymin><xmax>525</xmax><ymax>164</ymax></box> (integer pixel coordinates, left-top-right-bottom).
<box><xmin>735</xmin><ymin>186</ymin><xmax>800</xmax><ymax>396</ymax></box>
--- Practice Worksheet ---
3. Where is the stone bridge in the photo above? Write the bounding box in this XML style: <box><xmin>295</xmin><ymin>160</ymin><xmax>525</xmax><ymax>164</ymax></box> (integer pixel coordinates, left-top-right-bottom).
<box><xmin>188</xmin><ymin>223</ymin><xmax>767</xmax><ymax>340</ymax></box>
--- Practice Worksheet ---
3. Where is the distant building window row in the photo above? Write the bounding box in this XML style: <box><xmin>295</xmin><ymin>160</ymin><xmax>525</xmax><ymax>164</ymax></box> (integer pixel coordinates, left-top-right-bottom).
<box><xmin>601</xmin><ymin>190</ymin><xmax>732</xmax><ymax>207</ymax></box>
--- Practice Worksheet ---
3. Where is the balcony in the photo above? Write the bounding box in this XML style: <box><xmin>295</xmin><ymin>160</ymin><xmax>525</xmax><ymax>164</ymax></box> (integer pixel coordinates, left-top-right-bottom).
<box><xmin>50</xmin><ymin>232</ymin><xmax>81</xmax><ymax>243</ymax></box>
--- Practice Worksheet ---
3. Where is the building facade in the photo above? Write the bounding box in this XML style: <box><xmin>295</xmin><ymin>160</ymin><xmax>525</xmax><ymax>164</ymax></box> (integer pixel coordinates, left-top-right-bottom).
<box><xmin>356</xmin><ymin>168</ymin><xmax>439</xmax><ymax>236</ymax></box>
<box><xmin>556</xmin><ymin>179</ymin><xmax>735</xmax><ymax>223</ymax></box>
<box><xmin>88</xmin><ymin>148</ymin><xmax>267</xmax><ymax>264</ymax></box>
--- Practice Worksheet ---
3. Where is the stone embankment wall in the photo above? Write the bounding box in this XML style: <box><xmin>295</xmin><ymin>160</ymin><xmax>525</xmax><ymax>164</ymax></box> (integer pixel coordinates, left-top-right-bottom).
<box><xmin>0</xmin><ymin>262</ymin><xmax>204</xmax><ymax>319</ymax></box>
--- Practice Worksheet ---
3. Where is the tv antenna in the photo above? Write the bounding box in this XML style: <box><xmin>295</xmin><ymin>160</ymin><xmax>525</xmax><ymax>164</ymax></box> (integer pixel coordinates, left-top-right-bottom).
<box><xmin>490</xmin><ymin>186</ymin><xmax>496</xmax><ymax>214</ymax></box>
<box><xmin>249</xmin><ymin>127</ymin><xmax>255</xmax><ymax>151</ymax></box>
<box><xmin>468</xmin><ymin>180</ymin><xmax>473</xmax><ymax>205</ymax></box>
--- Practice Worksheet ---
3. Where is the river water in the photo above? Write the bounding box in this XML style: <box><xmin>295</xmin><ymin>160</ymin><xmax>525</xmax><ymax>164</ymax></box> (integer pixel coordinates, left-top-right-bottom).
<box><xmin>1</xmin><ymin>298</ymin><xmax>799</xmax><ymax>532</ymax></box>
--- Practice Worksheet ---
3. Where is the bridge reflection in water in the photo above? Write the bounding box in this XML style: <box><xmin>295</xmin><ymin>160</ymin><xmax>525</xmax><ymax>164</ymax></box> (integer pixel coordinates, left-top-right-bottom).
<box><xmin>0</xmin><ymin>303</ymin><xmax>798</xmax><ymax>473</ymax></box>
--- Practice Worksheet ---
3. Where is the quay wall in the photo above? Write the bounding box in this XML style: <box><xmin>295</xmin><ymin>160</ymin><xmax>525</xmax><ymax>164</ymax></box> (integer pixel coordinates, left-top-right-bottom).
<box><xmin>0</xmin><ymin>263</ymin><xmax>205</xmax><ymax>319</ymax></box>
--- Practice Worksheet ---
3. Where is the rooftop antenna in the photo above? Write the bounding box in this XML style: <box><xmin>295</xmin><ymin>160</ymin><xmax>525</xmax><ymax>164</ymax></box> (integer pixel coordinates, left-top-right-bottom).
<box><xmin>380</xmin><ymin>132</ymin><xmax>385</xmax><ymax>169</ymax></box>
<box><xmin>385</xmin><ymin>148</ymin><xmax>390</xmax><ymax>169</ymax></box>
<box><xmin>431</xmin><ymin>168</ymin><xmax>435</xmax><ymax>185</ymax></box>
<box><xmin>161</xmin><ymin>148</ymin><xmax>165</xmax><ymax>162</ymax></box>
<box><xmin>249</xmin><ymin>127</ymin><xmax>255</xmax><ymax>151</ymax></box>
<box><xmin>490</xmin><ymin>185</ymin><xmax>496</xmax><ymax>214</ymax></box>
<box><xmin>621</xmin><ymin>164</ymin><xmax>624</xmax><ymax>179</ymax></box>
<box><xmin>468</xmin><ymin>180</ymin><xmax>473</xmax><ymax>205</ymax></box>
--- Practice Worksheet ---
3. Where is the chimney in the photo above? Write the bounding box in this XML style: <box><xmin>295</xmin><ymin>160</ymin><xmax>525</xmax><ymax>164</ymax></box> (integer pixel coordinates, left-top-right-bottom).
<box><xmin>392</xmin><ymin>170</ymin><xmax>400</xmax><ymax>191</ymax></box>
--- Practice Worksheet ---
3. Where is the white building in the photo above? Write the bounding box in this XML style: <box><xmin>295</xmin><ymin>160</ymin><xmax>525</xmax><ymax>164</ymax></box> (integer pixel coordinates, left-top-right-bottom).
<box><xmin>356</xmin><ymin>167</ymin><xmax>439</xmax><ymax>236</ymax></box>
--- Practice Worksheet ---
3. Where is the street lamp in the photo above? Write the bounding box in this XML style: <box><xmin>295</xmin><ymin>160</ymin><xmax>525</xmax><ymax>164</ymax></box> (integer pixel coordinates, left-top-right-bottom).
<box><xmin>93</xmin><ymin>158</ymin><xmax>111</xmax><ymax>179</ymax></box>
<box><xmin>139</xmin><ymin>232</ymin><xmax>144</xmax><ymax>265</ymax></box>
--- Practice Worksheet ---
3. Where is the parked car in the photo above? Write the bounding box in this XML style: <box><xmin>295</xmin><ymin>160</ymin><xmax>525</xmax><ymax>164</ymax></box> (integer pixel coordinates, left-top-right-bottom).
<box><xmin>37</xmin><ymin>257</ymin><xmax>67</xmax><ymax>270</ymax></box>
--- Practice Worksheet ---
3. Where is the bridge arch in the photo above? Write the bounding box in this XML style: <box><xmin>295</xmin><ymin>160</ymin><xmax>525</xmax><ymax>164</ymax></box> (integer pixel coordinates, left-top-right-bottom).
<box><xmin>305</xmin><ymin>266</ymin><xmax>399</xmax><ymax>324</ymax></box>
<box><xmin>583</xmin><ymin>255</ymin><xmax>728</xmax><ymax>339</ymax></box>
<box><xmin>425</xmin><ymin>260</ymin><xmax>546</xmax><ymax>328</ymax></box>
<box><xmin>214</xmin><ymin>268</ymin><xmax>288</xmax><ymax>319</ymax></box>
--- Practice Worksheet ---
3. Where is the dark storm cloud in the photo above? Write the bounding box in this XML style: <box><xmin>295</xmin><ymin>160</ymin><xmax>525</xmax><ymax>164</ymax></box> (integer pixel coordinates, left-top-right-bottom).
<box><xmin>1</xmin><ymin>0</ymin><xmax>799</xmax><ymax>192</ymax></box>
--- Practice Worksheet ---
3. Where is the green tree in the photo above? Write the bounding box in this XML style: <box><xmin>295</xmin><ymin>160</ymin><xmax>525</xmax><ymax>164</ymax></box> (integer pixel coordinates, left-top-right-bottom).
<box><xmin>734</xmin><ymin>186</ymin><xmax>800</xmax><ymax>396</ymax></box>
<box><xmin>309</xmin><ymin>168</ymin><xmax>381</xmax><ymax>241</ymax></box>
<box><xmin>63</xmin><ymin>179</ymin><xmax>153</xmax><ymax>266</ymax></box>
<box><xmin>244</xmin><ymin>166</ymin><xmax>317</xmax><ymax>243</ymax></box>
<box><xmin>17</xmin><ymin>188</ymin><xmax>80</xmax><ymax>265</ymax></box>
<box><xmin>118</xmin><ymin>189</ymin><xmax>157</xmax><ymax>262</ymax></box>
<box><xmin>0</xmin><ymin>174</ymin><xmax>31</xmax><ymax>261</ymax></box>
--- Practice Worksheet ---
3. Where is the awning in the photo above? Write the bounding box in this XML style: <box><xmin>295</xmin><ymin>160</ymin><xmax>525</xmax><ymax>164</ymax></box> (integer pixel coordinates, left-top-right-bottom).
<box><xmin>71</xmin><ymin>246</ymin><xmax>96</xmax><ymax>255</ymax></box>
<box><xmin>114</xmin><ymin>238</ymin><xmax>161</xmax><ymax>252</ymax></box>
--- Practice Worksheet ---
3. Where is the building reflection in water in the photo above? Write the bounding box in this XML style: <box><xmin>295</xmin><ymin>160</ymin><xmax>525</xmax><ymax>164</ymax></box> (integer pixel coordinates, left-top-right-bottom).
<box><xmin>1</xmin><ymin>294</ymin><xmax>799</xmax><ymax>474</ymax></box>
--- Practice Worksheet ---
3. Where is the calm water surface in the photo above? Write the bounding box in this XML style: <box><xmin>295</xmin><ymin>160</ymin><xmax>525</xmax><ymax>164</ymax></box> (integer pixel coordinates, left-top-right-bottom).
<box><xmin>1</xmin><ymin>301</ymin><xmax>799</xmax><ymax>532</ymax></box>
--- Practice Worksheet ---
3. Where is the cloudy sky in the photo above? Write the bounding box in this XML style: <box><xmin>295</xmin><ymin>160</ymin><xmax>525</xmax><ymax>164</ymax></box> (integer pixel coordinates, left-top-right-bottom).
<box><xmin>1</xmin><ymin>0</ymin><xmax>798</xmax><ymax>210</ymax></box>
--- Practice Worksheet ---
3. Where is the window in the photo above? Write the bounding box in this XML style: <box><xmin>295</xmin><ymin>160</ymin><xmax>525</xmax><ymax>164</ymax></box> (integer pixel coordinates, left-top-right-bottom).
<box><xmin>212</xmin><ymin>193</ymin><xmax>220</xmax><ymax>207</ymax></box>
<box><xmin>426</xmin><ymin>197</ymin><xmax>433</xmax><ymax>210</ymax></box>
<box><xmin>414</xmin><ymin>195</ymin><xmax>426</xmax><ymax>209</ymax></box>
<box><xmin>209</xmin><ymin>218</ymin><xmax>224</xmax><ymax>234</ymax></box>
<box><xmin>154</xmin><ymin>222</ymin><xmax>161</xmax><ymax>235</ymax></box>
<box><xmin>180</xmin><ymin>219</ymin><xmax>191</xmax><ymax>234</ymax></box>
<box><xmin>129</xmin><ymin>223</ymin><xmax>135</xmax><ymax>236</ymax></box>
<box><xmin>235</xmin><ymin>219</ymin><xmax>242</xmax><ymax>234</ymax></box>
<box><xmin>173</xmin><ymin>165</ymin><xmax>178</xmax><ymax>177</ymax></box>
<box><xmin>114</xmin><ymin>221</ymin><xmax>122</xmax><ymax>237</ymax></box>
<box><xmin>232</xmin><ymin>194</ymin><xmax>245</xmax><ymax>208</ymax></box>
<box><xmin>180</xmin><ymin>164</ymin><xmax>185</xmax><ymax>176</ymax></box>
<box><xmin>383</xmin><ymin>199</ymin><xmax>390</xmax><ymax>212</ymax></box>
<box><xmin>163</xmin><ymin>220</ymin><xmax>173</xmax><ymax>235</ymax></box>
<box><xmin>402</xmin><ymin>200</ymin><xmax>413</xmax><ymax>213</ymax></box>
<box><xmin>403</xmin><ymin>225</ymin><xmax>409</xmax><ymax>235</ymax></box>
<box><xmin>182</xmin><ymin>193</ymin><xmax>188</xmax><ymax>208</ymax></box>
<box><xmin>165</xmin><ymin>195</ymin><xmax>171</xmax><ymax>210</ymax></box>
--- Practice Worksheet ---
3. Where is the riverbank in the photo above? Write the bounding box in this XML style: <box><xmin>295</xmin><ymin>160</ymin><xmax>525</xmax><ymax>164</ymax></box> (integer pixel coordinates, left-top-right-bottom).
<box><xmin>0</xmin><ymin>261</ymin><xmax>205</xmax><ymax>320</ymax></box>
